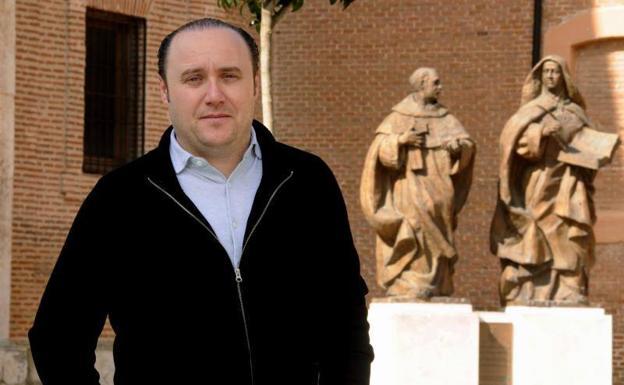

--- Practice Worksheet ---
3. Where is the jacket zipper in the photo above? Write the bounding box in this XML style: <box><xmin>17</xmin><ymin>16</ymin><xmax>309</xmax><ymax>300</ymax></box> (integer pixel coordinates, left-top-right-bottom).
<box><xmin>234</xmin><ymin>267</ymin><xmax>253</xmax><ymax>385</ymax></box>
<box><xmin>147</xmin><ymin>171</ymin><xmax>294</xmax><ymax>384</ymax></box>
<box><xmin>241</xmin><ymin>170</ymin><xmax>294</xmax><ymax>256</ymax></box>
<box><xmin>147</xmin><ymin>177</ymin><xmax>220</xmax><ymax>241</ymax></box>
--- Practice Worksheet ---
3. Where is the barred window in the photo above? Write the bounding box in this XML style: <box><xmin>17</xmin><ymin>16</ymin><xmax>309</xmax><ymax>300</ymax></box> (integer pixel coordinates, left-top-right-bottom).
<box><xmin>83</xmin><ymin>8</ymin><xmax>146</xmax><ymax>174</ymax></box>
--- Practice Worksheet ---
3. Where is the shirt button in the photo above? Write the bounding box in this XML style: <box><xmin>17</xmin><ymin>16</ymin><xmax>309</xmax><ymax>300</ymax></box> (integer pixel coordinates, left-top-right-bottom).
<box><xmin>233</xmin><ymin>221</ymin><xmax>238</xmax><ymax>229</ymax></box>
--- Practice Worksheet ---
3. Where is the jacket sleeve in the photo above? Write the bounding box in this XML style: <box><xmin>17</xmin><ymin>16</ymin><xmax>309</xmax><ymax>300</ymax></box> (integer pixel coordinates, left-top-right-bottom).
<box><xmin>314</xmin><ymin>158</ymin><xmax>374</xmax><ymax>385</ymax></box>
<box><xmin>28</xmin><ymin>180</ymin><xmax>111</xmax><ymax>385</ymax></box>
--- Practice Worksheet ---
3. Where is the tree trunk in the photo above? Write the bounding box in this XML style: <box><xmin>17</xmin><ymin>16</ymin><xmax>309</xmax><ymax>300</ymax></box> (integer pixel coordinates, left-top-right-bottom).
<box><xmin>260</xmin><ymin>5</ymin><xmax>273</xmax><ymax>133</ymax></box>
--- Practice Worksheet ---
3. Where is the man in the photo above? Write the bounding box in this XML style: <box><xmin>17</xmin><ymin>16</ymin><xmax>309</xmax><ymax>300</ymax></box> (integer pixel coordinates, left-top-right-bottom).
<box><xmin>360</xmin><ymin>67</ymin><xmax>475</xmax><ymax>298</ymax></box>
<box><xmin>490</xmin><ymin>55</ymin><xmax>618</xmax><ymax>305</ymax></box>
<box><xmin>29</xmin><ymin>18</ymin><xmax>373</xmax><ymax>385</ymax></box>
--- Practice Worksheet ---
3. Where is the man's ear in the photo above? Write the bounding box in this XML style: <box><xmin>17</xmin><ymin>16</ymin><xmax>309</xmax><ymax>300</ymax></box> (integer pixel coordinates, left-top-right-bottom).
<box><xmin>158</xmin><ymin>75</ymin><xmax>169</xmax><ymax>104</ymax></box>
<box><xmin>254</xmin><ymin>73</ymin><xmax>260</xmax><ymax>99</ymax></box>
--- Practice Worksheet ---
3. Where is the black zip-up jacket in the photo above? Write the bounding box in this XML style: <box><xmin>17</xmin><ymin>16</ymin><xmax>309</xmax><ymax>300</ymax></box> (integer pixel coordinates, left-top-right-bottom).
<box><xmin>28</xmin><ymin>121</ymin><xmax>374</xmax><ymax>385</ymax></box>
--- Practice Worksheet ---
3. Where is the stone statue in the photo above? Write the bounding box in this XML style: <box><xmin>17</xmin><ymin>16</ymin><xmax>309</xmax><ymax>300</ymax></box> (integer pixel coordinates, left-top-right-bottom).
<box><xmin>490</xmin><ymin>55</ymin><xmax>619</xmax><ymax>306</ymax></box>
<box><xmin>360</xmin><ymin>68</ymin><xmax>475</xmax><ymax>298</ymax></box>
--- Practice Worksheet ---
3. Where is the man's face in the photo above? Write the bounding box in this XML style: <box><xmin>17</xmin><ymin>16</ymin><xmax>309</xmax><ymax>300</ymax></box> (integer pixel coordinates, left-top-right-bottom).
<box><xmin>159</xmin><ymin>27</ymin><xmax>259</xmax><ymax>157</ymax></box>
<box><xmin>422</xmin><ymin>71</ymin><xmax>442</xmax><ymax>102</ymax></box>
<box><xmin>542</xmin><ymin>61</ymin><xmax>563</xmax><ymax>92</ymax></box>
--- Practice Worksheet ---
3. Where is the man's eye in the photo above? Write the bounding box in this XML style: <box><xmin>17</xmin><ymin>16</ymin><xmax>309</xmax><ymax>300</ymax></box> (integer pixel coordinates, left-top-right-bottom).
<box><xmin>185</xmin><ymin>76</ymin><xmax>202</xmax><ymax>83</ymax></box>
<box><xmin>223</xmin><ymin>73</ymin><xmax>239</xmax><ymax>80</ymax></box>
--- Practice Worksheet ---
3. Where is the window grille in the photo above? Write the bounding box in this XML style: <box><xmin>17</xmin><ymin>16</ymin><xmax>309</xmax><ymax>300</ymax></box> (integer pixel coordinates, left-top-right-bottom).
<box><xmin>83</xmin><ymin>8</ymin><xmax>146</xmax><ymax>174</ymax></box>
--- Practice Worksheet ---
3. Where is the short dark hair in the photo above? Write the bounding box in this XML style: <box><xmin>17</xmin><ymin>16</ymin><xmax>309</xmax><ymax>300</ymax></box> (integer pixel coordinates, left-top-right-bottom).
<box><xmin>157</xmin><ymin>18</ymin><xmax>259</xmax><ymax>83</ymax></box>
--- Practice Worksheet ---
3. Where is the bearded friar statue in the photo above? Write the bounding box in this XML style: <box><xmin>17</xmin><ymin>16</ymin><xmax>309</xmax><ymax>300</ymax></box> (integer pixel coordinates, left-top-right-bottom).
<box><xmin>360</xmin><ymin>68</ymin><xmax>475</xmax><ymax>299</ymax></box>
<box><xmin>490</xmin><ymin>55</ymin><xmax>619</xmax><ymax>306</ymax></box>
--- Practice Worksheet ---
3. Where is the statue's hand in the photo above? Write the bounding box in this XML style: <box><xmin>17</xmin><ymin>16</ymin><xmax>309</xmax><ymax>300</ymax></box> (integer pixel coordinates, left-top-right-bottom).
<box><xmin>542</xmin><ymin>120</ymin><xmax>562</xmax><ymax>137</ymax></box>
<box><xmin>446</xmin><ymin>138</ymin><xmax>462</xmax><ymax>155</ymax></box>
<box><xmin>399</xmin><ymin>130</ymin><xmax>425</xmax><ymax>147</ymax></box>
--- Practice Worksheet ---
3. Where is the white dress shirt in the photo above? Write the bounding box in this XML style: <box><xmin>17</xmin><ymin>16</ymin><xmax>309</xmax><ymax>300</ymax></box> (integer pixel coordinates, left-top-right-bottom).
<box><xmin>169</xmin><ymin>128</ymin><xmax>263</xmax><ymax>268</ymax></box>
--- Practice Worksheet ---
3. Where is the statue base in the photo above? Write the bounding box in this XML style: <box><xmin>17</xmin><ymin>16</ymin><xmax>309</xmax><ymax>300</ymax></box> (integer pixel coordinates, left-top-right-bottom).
<box><xmin>502</xmin><ymin>306</ymin><xmax>612</xmax><ymax>385</ymax></box>
<box><xmin>368</xmin><ymin>300</ymin><xmax>612</xmax><ymax>385</ymax></box>
<box><xmin>368</xmin><ymin>300</ymin><xmax>479</xmax><ymax>385</ymax></box>
<box><xmin>372</xmin><ymin>295</ymin><xmax>470</xmax><ymax>304</ymax></box>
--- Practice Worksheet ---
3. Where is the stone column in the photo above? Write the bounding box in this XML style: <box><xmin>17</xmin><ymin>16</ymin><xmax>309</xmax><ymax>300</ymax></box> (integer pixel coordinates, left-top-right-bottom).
<box><xmin>0</xmin><ymin>0</ymin><xmax>16</xmax><ymax>340</ymax></box>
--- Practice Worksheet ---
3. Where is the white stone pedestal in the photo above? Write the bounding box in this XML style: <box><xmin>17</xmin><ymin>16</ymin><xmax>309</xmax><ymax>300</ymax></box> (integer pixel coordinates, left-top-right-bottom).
<box><xmin>368</xmin><ymin>301</ymin><xmax>479</xmax><ymax>385</ymax></box>
<box><xmin>505</xmin><ymin>306</ymin><xmax>612</xmax><ymax>385</ymax></box>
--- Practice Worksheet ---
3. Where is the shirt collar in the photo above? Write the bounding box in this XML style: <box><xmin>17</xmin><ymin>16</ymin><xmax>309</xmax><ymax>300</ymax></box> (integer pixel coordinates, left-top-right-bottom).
<box><xmin>169</xmin><ymin>126</ymin><xmax>262</xmax><ymax>175</ymax></box>
<box><xmin>249</xmin><ymin>127</ymin><xmax>263</xmax><ymax>159</ymax></box>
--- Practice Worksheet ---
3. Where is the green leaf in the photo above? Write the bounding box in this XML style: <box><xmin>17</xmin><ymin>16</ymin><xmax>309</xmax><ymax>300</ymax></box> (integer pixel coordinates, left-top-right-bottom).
<box><xmin>247</xmin><ymin>0</ymin><xmax>262</xmax><ymax>21</ymax></box>
<box><xmin>291</xmin><ymin>0</ymin><xmax>304</xmax><ymax>12</ymax></box>
<box><xmin>217</xmin><ymin>0</ymin><xmax>354</xmax><ymax>29</ymax></box>
<box><xmin>218</xmin><ymin>0</ymin><xmax>239</xmax><ymax>10</ymax></box>
<box><xmin>328</xmin><ymin>0</ymin><xmax>355</xmax><ymax>9</ymax></box>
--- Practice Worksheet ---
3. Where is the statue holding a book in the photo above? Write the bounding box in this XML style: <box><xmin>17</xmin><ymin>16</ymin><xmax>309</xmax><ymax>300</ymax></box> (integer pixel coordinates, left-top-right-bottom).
<box><xmin>490</xmin><ymin>55</ymin><xmax>619</xmax><ymax>306</ymax></box>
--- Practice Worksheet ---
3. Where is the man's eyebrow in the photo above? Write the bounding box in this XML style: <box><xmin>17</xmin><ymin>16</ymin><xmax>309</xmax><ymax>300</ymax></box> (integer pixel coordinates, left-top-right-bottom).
<box><xmin>219</xmin><ymin>66</ymin><xmax>242</xmax><ymax>74</ymax></box>
<box><xmin>180</xmin><ymin>68</ymin><xmax>204</xmax><ymax>78</ymax></box>
<box><xmin>179</xmin><ymin>67</ymin><xmax>242</xmax><ymax>78</ymax></box>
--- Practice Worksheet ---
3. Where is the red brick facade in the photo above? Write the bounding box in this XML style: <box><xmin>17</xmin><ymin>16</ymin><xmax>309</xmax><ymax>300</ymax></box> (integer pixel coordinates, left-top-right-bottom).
<box><xmin>7</xmin><ymin>0</ymin><xmax>624</xmax><ymax>383</ymax></box>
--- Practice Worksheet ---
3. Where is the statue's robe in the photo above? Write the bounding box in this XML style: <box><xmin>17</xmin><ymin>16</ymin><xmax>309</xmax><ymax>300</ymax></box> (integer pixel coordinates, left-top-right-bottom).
<box><xmin>490</xmin><ymin>93</ymin><xmax>597</xmax><ymax>304</ymax></box>
<box><xmin>361</xmin><ymin>95</ymin><xmax>475</xmax><ymax>296</ymax></box>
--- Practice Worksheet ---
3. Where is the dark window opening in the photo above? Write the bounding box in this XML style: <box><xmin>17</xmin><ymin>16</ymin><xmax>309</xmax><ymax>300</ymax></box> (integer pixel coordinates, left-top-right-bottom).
<box><xmin>83</xmin><ymin>8</ymin><xmax>145</xmax><ymax>174</ymax></box>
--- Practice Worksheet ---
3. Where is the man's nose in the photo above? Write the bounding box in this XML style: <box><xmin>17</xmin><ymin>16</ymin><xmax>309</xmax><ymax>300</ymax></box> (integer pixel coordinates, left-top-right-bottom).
<box><xmin>203</xmin><ymin>80</ymin><xmax>226</xmax><ymax>105</ymax></box>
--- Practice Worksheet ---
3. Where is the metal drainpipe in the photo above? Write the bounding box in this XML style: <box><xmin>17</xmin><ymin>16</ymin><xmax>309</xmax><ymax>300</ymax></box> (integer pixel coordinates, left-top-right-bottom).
<box><xmin>532</xmin><ymin>0</ymin><xmax>543</xmax><ymax>66</ymax></box>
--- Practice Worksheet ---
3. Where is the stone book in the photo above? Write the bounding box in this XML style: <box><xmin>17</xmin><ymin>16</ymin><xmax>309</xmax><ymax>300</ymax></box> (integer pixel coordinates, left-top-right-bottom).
<box><xmin>557</xmin><ymin>128</ymin><xmax>619</xmax><ymax>170</ymax></box>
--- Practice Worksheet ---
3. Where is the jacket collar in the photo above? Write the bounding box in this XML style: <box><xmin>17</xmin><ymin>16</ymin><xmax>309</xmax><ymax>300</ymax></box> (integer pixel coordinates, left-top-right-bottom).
<box><xmin>243</xmin><ymin>121</ymin><xmax>294</xmax><ymax>244</ymax></box>
<box><xmin>145</xmin><ymin>120</ymin><xmax>294</xmax><ymax>243</ymax></box>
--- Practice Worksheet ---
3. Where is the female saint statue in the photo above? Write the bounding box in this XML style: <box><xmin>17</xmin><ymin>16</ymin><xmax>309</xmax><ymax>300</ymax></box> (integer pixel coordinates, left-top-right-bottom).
<box><xmin>490</xmin><ymin>55</ymin><xmax>619</xmax><ymax>305</ymax></box>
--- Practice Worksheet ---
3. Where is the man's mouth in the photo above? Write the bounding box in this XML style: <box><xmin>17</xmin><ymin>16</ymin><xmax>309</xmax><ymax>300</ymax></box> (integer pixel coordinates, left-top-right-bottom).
<box><xmin>199</xmin><ymin>114</ymin><xmax>231</xmax><ymax>120</ymax></box>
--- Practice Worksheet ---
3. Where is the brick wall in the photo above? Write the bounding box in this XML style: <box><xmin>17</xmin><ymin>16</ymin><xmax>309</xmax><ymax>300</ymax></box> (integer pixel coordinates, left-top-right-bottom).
<box><xmin>10</xmin><ymin>0</ymin><xmax>624</xmax><ymax>383</ymax></box>
<box><xmin>13</xmin><ymin>0</ymin><xmax>94</xmax><ymax>339</ymax></box>
<box><xmin>576</xmin><ymin>37</ymin><xmax>624</xmax><ymax>385</ymax></box>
